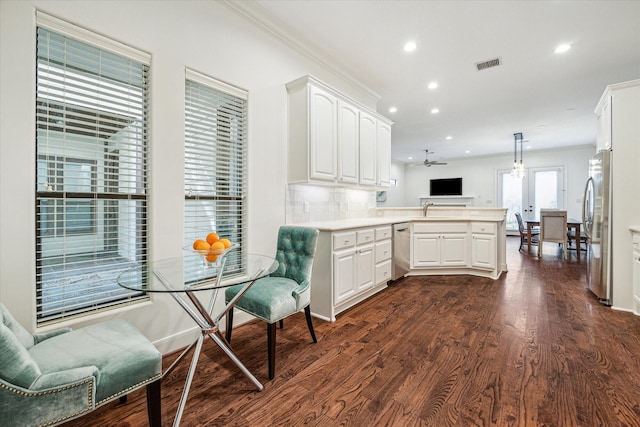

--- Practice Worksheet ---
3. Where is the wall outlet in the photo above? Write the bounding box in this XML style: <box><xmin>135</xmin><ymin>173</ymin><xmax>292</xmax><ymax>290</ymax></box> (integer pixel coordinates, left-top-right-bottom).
<box><xmin>303</xmin><ymin>201</ymin><xmax>309</xmax><ymax>213</ymax></box>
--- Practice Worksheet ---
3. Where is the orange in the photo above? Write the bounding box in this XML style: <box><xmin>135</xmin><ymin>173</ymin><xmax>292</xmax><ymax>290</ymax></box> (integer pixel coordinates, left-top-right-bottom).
<box><xmin>206</xmin><ymin>253</ymin><xmax>218</xmax><ymax>263</ymax></box>
<box><xmin>206</xmin><ymin>232</ymin><xmax>220</xmax><ymax>245</ymax></box>
<box><xmin>219</xmin><ymin>238</ymin><xmax>232</xmax><ymax>248</ymax></box>
<box><xmin>192</xmin><ymin>239</ymin><xmax>206</xmax><ymax>250</ymax></box>
<box><xmin>210</xmin><ymin>241</ymin><xmax>225</xmax><ymax>252</ymax></box>
<box><xmin>195</xmin><ymin>241</ymin><xmax>211</xmax><ymax>251</ymax></box>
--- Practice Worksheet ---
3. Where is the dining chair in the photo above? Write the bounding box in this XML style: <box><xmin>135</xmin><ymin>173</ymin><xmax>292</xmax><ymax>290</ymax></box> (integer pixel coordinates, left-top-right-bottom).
<box><xmin>538</xmin><ymin>209</ymin><xmax>568</xmax><ymax>259</ymax></box>
<box><xmin>0</xmin><ymin>303</ymin><xmax>162</xmax><ymax>427</ymax></box>
<box><xmin>225</xmin><ymin>226</ymin><xmax>319</xmax><ymax>380</ymax></box>
<box><xmin>567</xmin><ymin>228</ymin><xmax>588</xmax><ymax>251</ymax></box>
<box><xmin>515</xmin><ymin>212</ymin><xmax>539</xmax><ymax>252</ymax></box>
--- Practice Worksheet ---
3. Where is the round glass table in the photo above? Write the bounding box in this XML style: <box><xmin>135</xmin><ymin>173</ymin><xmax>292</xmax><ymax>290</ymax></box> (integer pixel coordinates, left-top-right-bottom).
<box><xmin>118</xmin><ymin>250</ymin><xmax>278</xmax><ymax>427</ymax></box>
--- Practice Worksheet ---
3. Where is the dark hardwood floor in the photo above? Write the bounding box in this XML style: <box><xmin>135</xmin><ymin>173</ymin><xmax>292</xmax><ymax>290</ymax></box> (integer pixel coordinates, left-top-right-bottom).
<box><xmin>63</xmin><ymin>237</ymin><xmax>640</xmax><ymax>426</ymax></box>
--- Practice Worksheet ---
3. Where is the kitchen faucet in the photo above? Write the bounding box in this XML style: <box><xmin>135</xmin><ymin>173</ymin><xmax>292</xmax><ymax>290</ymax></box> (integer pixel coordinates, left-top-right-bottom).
<box><xmin>423</xmin><ymin>202</ymin><xmax>434</xmax><ymax>217</ymax></box>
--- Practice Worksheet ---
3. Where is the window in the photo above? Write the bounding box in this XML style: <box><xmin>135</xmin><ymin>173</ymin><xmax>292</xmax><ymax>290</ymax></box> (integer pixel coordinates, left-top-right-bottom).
<box><xmin>184</xmin><ymin>69</ymin><xmax>247</xmax><ymax>274</ymax></box>
<box><xmin>38</xmin><ymin>155</ymin><xmax>97</xmax><ymax>236</ymax></box>
<box><xmin>35</xmin><ymin>13</ymin><xmax>150</xmax><ymax>324</ymax></box>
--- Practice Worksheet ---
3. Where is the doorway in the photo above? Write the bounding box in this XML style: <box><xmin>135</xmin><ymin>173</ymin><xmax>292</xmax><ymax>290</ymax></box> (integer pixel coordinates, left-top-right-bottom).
<box><xmin>498</xmin><ymin>166</ymin><xmax>565</xmax><ymax>233</ymax></box>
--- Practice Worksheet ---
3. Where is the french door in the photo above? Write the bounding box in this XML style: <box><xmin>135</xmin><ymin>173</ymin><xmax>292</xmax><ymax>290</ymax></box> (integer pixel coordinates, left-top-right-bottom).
<box><xmin>498</xmin><ymin>166</ymin><xmax>565</xmax><ymax>233</ymax></box>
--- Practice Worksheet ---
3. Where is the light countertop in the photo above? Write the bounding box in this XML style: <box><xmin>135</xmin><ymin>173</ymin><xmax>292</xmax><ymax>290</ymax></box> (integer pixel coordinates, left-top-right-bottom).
<box><xmin>293</xmin><ymin>215</ymin><xmax>505</xmax><ymax>232</ymax></box>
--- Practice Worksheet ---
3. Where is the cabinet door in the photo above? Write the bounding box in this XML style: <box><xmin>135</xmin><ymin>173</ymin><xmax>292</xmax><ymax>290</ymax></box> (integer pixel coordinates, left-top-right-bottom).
<box><xmin>440</xmin><ymin>234</ymin><xmax>469</xmax><ymax>266</ymax></box>
<box><xmin>376</xmin><ymin>122</ymin><xmax>391</xmax><ymax>187</ymax></box>
<box><xmin>471</xmin><ymin>234</ymin><xmax>497</xmax><ymax>270</ymax></box>
<box><xmin>412</xmin><ymin>234</ymin><xmax>440</xmax><ymax>267</ymax></box>
<box><xmin>356</xmin><ymin>244</ymin><xmax>375</xmax><ymax>292</ymax></box>
<box><xmin>359</xmin><ymin>112</ymin><xmax>377</xmax><ymax>186</ymax></box>
<box><xmin>309</xmin><ymin>85</ymin><xmax>337</xmax><ymax>181</ymax></box>
<box><xmin>334</xmin><ymin>248</ymin><xmax>356</xmax><ymax>304</ymax></box>
<box><xmin>375</xmin><ymin>259</ymin><xmax>392</xmax><ymax>285</ymax></box>
<box><xmin>337</xmin><ymin>101</ymin><xmax>359</xmax><ymax>184</ymax></box>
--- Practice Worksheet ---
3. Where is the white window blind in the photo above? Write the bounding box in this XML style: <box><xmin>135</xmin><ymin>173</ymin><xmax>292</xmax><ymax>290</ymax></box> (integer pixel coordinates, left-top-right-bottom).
<box><xmin>35</xmin><ymin>21</ymin><xmax>150</xmax><ymax>324</ymax></box>
<box><xmin>184</xmin><ymin>71</ymin><xmax>247</xmax><ymax>263</ymax></box>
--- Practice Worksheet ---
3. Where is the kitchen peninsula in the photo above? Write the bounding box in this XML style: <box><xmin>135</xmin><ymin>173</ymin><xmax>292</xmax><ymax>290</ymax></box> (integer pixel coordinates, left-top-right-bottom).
<box><xmin>296</xmin><ymin>207</ymin><xmax>507</xmax><ymax>321</ymax></box>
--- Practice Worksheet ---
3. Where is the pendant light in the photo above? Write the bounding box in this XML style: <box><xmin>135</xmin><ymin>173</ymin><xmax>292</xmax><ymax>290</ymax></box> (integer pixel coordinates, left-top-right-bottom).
<box><xmin>512</xmin><ymin>132</ymin><xmax>525</xmax><ymax>179</ymax></box>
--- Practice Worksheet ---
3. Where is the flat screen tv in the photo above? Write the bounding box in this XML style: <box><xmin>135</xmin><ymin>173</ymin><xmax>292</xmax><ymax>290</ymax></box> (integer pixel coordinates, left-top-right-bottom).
<box><xmin>430</xmin><ymin>177</ymin><xmax>463</xmax><ymax>196</ymax></box>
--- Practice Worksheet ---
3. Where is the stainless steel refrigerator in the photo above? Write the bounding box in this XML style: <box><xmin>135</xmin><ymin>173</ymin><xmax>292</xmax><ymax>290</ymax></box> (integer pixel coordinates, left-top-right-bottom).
<box><xmin>582</xmin><ymin>149</ymin><xmax>612</xmax><ymax>305</ymax></box>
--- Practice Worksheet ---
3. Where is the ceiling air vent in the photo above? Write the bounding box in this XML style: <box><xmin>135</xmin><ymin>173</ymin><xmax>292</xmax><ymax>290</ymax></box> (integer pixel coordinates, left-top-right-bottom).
<box><xmin>475</xmin><ymin>57</ymin><xmax>502</xmax><ymax>71</ymax></box>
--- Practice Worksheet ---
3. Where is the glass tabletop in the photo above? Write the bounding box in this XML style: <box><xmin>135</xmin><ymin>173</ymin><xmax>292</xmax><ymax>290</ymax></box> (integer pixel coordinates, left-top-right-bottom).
<box><xmin>117</xmin><ymin>251</ymin><xmax>278</xmax><ymax>293</ymax></box>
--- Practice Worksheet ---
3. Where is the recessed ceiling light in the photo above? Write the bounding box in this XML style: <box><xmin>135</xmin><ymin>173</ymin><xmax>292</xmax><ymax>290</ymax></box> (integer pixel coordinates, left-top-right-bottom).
<box><xmin>430</xmin><ymin>108</ymin><xmax>440</xmax><ymax>114</ymax></box>
<box><xmin>389</xmin><ymin>106</ymin><xmax>397</xmax><ymax>113</ymax></box>
<box><xmin>408</xmin><ymin>156</ymin><xmax>413</xmax><ymax>160</ymax></box>
<box><xmin>465</xmin><ymin>150</ymin><xmax>471</xmax><ymax>154</ymax></box>
<box><xmin>428</xmin><ymin>81</ymin><xmax>438</xmax><ymax>89</ymax></box>
<box><xmin>404</xmin><ymin>41</ymin><xmax>417</xmax><ymax>52</ymax></box>
<box><xmin>446</xmin><ymin>136</ymin><xmax>452</xmax><ymax>140</ymax></box>
<box><xmin>554</xmin><ymin>43</ymin><xmax>571</xmax><ymax>54</ymax></box>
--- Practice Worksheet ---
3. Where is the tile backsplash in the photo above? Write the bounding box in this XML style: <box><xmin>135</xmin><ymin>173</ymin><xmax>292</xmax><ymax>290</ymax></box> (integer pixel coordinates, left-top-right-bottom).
<box><xmin>286</xmin><ymin>184</ymin><xmax>377</xmax><ymax>223</ymax></box>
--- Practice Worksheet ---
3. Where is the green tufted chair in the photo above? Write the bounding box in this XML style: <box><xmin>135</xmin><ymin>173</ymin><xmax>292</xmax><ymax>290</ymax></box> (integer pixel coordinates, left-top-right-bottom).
<box><xmin>225</xmin><ymin>226</ymin><xmax>319</xmax><ymax>380</ymax></box>
<box><xmin>0</xmin><ymin>303</ymin><xmax>162</xmax><ymax>426</ymax></box>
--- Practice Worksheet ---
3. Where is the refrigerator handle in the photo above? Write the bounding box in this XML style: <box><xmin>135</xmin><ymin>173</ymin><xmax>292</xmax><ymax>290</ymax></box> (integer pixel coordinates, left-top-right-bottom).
<box><xmin>582</xmin><ymin>177</ymin><xmax>593</xmax><ymax>239</ymax></box>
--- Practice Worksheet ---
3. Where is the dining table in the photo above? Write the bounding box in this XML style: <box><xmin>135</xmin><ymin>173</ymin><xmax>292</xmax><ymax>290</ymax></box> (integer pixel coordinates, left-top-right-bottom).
<box><xmin>118</xmin><ymin>249</ymin><xmax>278</xmax><ymax>427</ymax></box>
<box><xmin>525</xmin><ymin>217</ymin><xmax>584</xmax><ymax>259</ymax></box>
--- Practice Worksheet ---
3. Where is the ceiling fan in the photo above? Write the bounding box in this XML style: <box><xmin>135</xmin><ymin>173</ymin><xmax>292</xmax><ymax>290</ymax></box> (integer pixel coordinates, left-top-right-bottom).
<box><xmin>423</xmin><ymin>149</ymin><xmax>448</xmax><ymax>167</ymax></box>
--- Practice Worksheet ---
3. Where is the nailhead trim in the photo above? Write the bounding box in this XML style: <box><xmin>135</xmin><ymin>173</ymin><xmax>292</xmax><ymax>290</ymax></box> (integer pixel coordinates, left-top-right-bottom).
<box><xmin>1</xmin><ymin>372</ymin><xmax>161</xmax><ymax>427</ymax></box>
<box><xmin>0</xmin><ymin>378</ymin><xmax>94</xmax><ymax>427</ymax></box>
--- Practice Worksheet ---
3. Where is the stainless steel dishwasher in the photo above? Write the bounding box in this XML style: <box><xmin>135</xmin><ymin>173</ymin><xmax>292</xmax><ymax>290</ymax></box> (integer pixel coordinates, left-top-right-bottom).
<box><xmin>393</xmin><ymin>223</ymin><xmax>410</xmax><ymax>281</ymax></box>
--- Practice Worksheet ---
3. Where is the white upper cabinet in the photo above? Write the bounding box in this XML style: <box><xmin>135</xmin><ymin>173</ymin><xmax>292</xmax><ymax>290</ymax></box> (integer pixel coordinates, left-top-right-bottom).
<box><xmin>376</xmin><ymin>121</ymin><xmax>391</xmax><ymax>187</ymax></box>
<box><xmin>359</xmin><ymin>111</ymin><xmax>377</xmax><ymax>186</ymax></box>
<box><xmin>308</xmin><ymin>85</ymin><xmax>338</xmax><ymax>181</ymax></box>
<box><xmin>287</xmin><ymin>79</ymin><xmax>337</xmax><ymax>183</ymax></box>
<box><xmin>337</xmin><ymin>100</ymin><xmax>359</xmax><ymax>184</ymax></box>
<box><xmin>286</xmin><ymin>75</ymin><xmax>392</xmax><ymax>187</ymax></box>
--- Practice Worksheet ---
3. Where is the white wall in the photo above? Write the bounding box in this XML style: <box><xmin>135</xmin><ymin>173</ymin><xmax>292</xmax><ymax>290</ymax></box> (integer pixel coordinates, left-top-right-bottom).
<box><xmin>392</xmin><ymin>145</ymin><xmax>595</xmax><ymax>220</ymax></box>
<box><xmin>0</xmin><ymin>0</ymin><xmax>378</xmax><ymax>353</ymax></box>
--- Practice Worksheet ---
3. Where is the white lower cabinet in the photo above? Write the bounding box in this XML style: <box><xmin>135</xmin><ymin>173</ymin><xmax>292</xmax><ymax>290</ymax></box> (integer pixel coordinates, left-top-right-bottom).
<box><xmin>310</xmin><ymin>220</ymin><xmax>504</xmax><ymax>322</ymax></box>
<box><xmin>471</xmin><ymin>223</ymin><xmax>497</xmax><ymax>270</ymax></box>
<box><xmin>374</xmin><ymin>226</ymin><xmax>393</xmax><ymax>285</ymax></box>
<box><xmin>311</xmin><ymin>226</ymin><xmax>391</xmax><ymax>322</ymax></box>
<box><xmin>412</xmin><ymin>223</ymin><xmax>468</xmax><ymax>268</ymax></box>
<box><xmin>409</xmin><ymin>220</ymin><xmax>502</xmax><ymax>279</ymax></box>
<box><xmin>333</xmin><ymin>242</ymin><xmax>374</xmax><ymax>305</ymax></box>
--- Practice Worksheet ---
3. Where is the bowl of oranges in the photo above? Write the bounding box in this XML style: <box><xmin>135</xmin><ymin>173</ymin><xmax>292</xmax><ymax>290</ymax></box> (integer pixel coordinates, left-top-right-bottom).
<box><xmin>186</xmin><ymin>232</ymin><xmax>235</xmax><ymax>264</ymax></box>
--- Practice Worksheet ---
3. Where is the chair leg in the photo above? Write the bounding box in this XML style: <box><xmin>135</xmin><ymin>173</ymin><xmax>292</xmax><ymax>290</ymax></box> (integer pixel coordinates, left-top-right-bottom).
<box><xmin>267</xmin><ymin>322</ymin><xmax>276</xmax><ymax>380</ymax></box>
<box><xmin>225</xmin><ymin>307</ymin><xmax>234</xmax><ymax>344</ymax></box>
<box><xmin>304</xmin><ymin>306</ymin><xmax>318</xmax><ymax>343</ymax></box>
<box><xmin>146</xmin><ymin>379</ymin><xmax>162</xmax><ymax>427</ymax></box>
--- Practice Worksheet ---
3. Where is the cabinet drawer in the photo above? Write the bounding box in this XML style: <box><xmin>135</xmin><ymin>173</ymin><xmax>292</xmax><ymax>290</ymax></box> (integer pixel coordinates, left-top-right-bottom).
<box><xmin>375</xmin><ymin>239</ymin><xmax>392</xmax><ymax>263</ymax></box>
<box><xmin>356</xmin><ymin>229</ymin><xmax>375</xmax><ymax>245</ymax></box>
<box><xmin>333</xmin><ymin>231</ymin><xmax>356</xmax><ymax>250</ymax></box>
<box><xmin>375</xmin><ymin>259</ymin><xmax>392</xmax><ymax>285</ymax></box>
<box><xmin>375</xmin><ymin>226</ymin><xmax>392</xmax><ymax>241</ymax></box>
<box><xmin>413</xmin><ymin>222</ymin><xmax>468</xmax><ymax>234</ymax></box>
<box><xmin>471</xmin><ymin>222</ymin><xmax>497</xmax><ymax>234</ymax></box>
